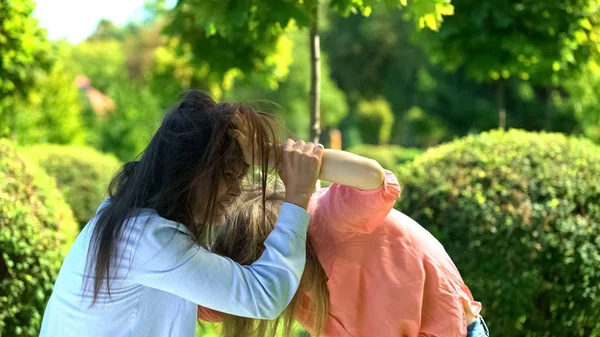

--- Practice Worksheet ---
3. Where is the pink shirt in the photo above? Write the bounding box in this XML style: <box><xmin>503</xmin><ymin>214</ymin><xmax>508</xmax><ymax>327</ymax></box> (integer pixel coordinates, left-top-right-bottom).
<box><xmin>199</xmin><ymin>171</ymin><xmax>482</xmax><ymax>336</ymax></box>
<box><xmin>297</xmin><ymin>170</ymin><xmax>481</xmax><ymax>337</ymax></box>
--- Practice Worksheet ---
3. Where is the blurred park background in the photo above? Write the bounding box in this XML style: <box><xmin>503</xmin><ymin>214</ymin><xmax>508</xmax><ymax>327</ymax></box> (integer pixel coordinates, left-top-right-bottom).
<box><xmin>1</xmin><ymin>0</ymin><xmax>600</xmax><ymax>336</ymax></box>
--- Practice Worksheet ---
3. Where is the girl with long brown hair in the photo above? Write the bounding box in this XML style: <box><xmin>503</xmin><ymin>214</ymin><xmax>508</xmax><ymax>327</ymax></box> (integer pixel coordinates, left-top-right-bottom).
<box><xmin>39</xmin><ymin>90</ymin><xmax>324</xmax><ymax>337</ymax></box>
<box><xmin>199</xmin><ymin>149</ymin><xmax>488</xmax><ymax>337</ymax></box>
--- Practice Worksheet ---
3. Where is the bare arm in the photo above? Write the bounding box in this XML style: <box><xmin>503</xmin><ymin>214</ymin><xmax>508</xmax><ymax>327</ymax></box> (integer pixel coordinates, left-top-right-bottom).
<box><xmin>230</xmin><ymin>117</ymin><xmax>382</xmax><ymax>191</ymax></box>
<box><xmin>319</xmin><ymin>149</ymin><xmax>385</xmax><ymax>191</ymax></box>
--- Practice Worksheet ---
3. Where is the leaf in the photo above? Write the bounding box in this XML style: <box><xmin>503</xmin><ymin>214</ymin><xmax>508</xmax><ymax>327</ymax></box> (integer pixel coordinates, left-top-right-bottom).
<box><xmin>553</xmin><ymin>61</ymin><xmax>561</xmax><ymax>72</ymax></box>
<box><xmin>575</xmin><ymin>30</ymin><xmax>588</xmax><ymax>44</ymax></box>
<box><xmin>437</xmin><ymin>3</ymin><xmax>455</xmax><ymax>16</ymax></box>
<box><xmin>286</xmin><ymin>3</ymin><xmax>312</xmax><ymax>28</ymax></box>
<box><xmin>489</xmin><ymin>70</ymin><xmax>500</xmax><ymax>80</ymax></box>
<box><xmin>204</xmin><ymin>23</ymin><xmax>217</xmax><ymax>37</ymax></box>
<box><xmin>363</xmin><ymin>6</ymin><xmax>372</xmax><ymax>16</ymax></box>
<box><xmin>580</xmin><ymin>18</ymin><xmax>593</xmax><ymax>30</ymax></box>
<box><xmin>588</xmin><ymin>60</ymin><xmax>600</xmax><ymax>76</ymax></box>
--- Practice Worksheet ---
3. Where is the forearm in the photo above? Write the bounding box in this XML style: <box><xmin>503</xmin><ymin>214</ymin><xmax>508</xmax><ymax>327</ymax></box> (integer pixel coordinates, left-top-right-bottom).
<box><xmin>319</xmin><ymin>149</ymin><xmax>385</xmax><ymax>190</ymax></box>
<box><xmin>132</xmin><ymin>204</ymin><xmax>310</xmax><ymax>320</ymax></box>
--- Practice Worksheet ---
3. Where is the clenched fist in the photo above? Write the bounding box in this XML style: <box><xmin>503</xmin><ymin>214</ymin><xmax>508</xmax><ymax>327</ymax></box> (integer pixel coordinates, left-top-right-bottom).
<box><xmin>278</xmin><ymin>139</ymin><xmax>324</xmax><ymax>210</ymax></box>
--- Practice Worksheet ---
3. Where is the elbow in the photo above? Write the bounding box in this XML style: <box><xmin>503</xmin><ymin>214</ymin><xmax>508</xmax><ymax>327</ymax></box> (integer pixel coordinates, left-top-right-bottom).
<box><xmin>254</xmin><ymin>274</ymin><xmax>301</xmax><ymax>319</ymax></box>
<box><xmin>368</xmin><ymin>159</ymin><xmax>386</xmax><ymax>189</ymax></box>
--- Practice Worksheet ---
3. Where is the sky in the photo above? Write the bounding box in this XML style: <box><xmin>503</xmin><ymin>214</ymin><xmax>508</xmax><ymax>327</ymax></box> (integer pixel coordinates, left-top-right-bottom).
<box><xmin>33</xmin><ymin>0</ymin><xmax>160</xmax><ymax>43</ymax></box>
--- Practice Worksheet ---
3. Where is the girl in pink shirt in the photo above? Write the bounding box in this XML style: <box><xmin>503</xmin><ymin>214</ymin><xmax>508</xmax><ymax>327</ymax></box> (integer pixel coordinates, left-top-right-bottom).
<box><xmin>199</xmin><ymin>149</ymin><xmax>488</xmax><ymax>337</ymax></box>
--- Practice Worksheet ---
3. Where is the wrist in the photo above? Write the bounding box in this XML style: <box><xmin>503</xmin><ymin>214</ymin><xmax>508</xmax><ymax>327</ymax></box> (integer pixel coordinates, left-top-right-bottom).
<box><xmin>284</xmin><ymin>191</ymin><xmax>312</xmax><ymax>210</ymax></box>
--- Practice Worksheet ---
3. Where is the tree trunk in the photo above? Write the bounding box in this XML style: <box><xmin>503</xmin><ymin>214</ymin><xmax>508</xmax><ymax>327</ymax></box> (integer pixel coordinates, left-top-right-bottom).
<box><xmin>496</xmin><ymin>80</ymin><xmax>506</xmax><ymax>130</ymax></box>
<box><xmin>309</xmin><ymin>3</ymin><xmax>321</xmax><ymax>145</ymax></box>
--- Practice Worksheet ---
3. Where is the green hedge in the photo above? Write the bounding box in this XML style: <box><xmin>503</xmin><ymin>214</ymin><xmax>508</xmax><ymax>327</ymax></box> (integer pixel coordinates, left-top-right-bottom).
<box><xmin>22</xmin><ymin>145</ymin><xmax>121</xmax><ymax>226</ymax></box>
<box><xmin>347</xmin><ymin>144</ymin><xmax>422</xmax><ymax>170</ymax></box>
<box><xmin>396</xmin><ymin>130</ymin><xmax>600</xmax><ymax>336</ymax></box>
<box><xmin>0</xmin><ymin>139</ymin><xmax>79</xmax><ymax>336</ymax></box>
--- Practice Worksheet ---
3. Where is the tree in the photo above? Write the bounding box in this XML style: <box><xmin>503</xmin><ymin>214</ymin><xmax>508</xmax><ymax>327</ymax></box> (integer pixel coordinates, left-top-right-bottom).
<box><xmin>13</xmin><ymin>59</ymin><xmax>85</xmax><ymax>145</ymax></box>
<box><xmin>166</xmin><ymin>0</ymin><xmax>453</xmax><ymax>143</ymax></box>
<box><xmin>63</xmin><ymin>20</ymin><xmax>169</xmax><ymax>160</ymax></box>
<box><xmin>141</xmin><ymin>0</ymin><xmax>170</xmax><ymax>24</ymax></box>
<box><xmin>65</xmin><ymin>39</ymin><xmax>128</xmax><ymax>93</ymax></box>
<box><xmin>323</xmin><ymin>8</ymin><xmax>588</xmax><ymax>147</ymax></box>
<box><xmin>0</xmin><ymin>0</ymin><xmax>52</xmax><ymax>137</ymax></box>
<box><xmin>88</xmin><ymin>19</ymin><xmax>126</xmax><ymax>41</ymax></box>
<box><xmin>224</xmin><ymin>29</ymin><xmax>348</xmax><ymax>140</ymax></box>
<box><xmin>323</xmin><ymin>8</ymin><xmax>492</xmax><ymax>147</ymax></box>
<box><xmin>414</xmin><ymin>0</ymin><xmax>600</xmax><ymax>129</ymax></box>
<box><xmin>555</xmin><ymin>67</ymin><xmax>600</xmax><ymax>142</ymax></box>
<box><xmin>165</xmin><ymin>1</ymin><xmax>295</xmax><ymax>92</ymax></box>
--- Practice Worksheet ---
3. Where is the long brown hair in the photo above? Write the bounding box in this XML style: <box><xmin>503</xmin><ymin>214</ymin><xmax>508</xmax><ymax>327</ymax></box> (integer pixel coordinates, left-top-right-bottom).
<box><xmin>85</xmin><ymin>90</ymin><xmax>282</xmax><ymax>303</ymax></box>
<box><xmin>211</xmin><ymin>184</ymin><xmax>330</xmax><ymax>337</ymax></box>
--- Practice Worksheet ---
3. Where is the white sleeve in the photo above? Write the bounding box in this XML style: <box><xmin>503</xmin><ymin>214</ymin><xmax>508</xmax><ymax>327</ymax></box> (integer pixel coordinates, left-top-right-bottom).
<box><xmin>129</xmin><ymin>202</ymin><xmax>309</xmax><ymax>320</ymax></box>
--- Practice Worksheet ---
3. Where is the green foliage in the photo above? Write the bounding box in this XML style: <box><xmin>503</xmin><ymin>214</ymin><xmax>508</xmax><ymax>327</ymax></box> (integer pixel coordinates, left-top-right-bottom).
<box><xmin>21</xmin><ymin>145</ymin><xmax>121</xmax><ymax>226</ymax></box>
<box><xmin>150</xmin><ymin>32</ymin><xmax>233</xmax><ymax>108</ymax></box>
<box><xmin>167</xmin><ymin>0</ymin><xmax>454</xmax><ymax>143</ymax></box>
<box><xmin>122</xmin><ymin>23</ymin><xmax>165</xmax><ymax>83</ymax></box>
<box><xmin>557</xmin><ymin>71</ymin><xmax>600</xmax><ymax>142</ymax></box>
<box><xmin>87</xmin><ymin>19</ymin><xmax>128</xmax><ymax>42</ymax></box>
<box><xmin>0</xmin><ymin>0</ymin><xmax>52</xmax><ymax>136</ymax></box>
<box><xmin>65</xmin><ymin>39</ymin><xmax>128</xmax><ymax>93</ymax></box>
<box><xmin>142</xmin><ymin>0</ymin><xmax>171</xmax><ymax>24</ymax></box>
<box><xmin>347</xmin><ymin>144</ymin><xmax>422</xmax><ymax>169</ymax></box>
<box><xmin>90</xmin><ymin>82</ymin><xmax>164</xmax><ymax>162</ymax></box>
<box><xmin>330</xmin><ymin>0</ymin><xmax>454</xmax><ymax>31</ymax></box>
<box><xmin>195</xmin><ymin>321</ymin><xmax>309</xmax><ymax>337</ymax></box>
<box><xmin>324</xmin><ymin>7</ymin><xmax>587</xmax><ymax>141</ymax></box>
<box><xmin>396</xmin><ymin>130</ymin><xmax>600</xmax><ymax>336</ymax></box>
<box><xmin>224</xmin><ymin>29</ymin><xmax>348</xmax><ymax>139</ymax></box>
<box><xmin>166</xmin><ymin>0</ymin><xmax>453</xmax><ymax>90</ymax></box>
<box><xmin>324</xmin><ymin>9</ymin><xmax>499</xmax><ymax>143</ymax></box>
<box><xmin>396</xmin><ymin>106</ymin><xmax>448</xmax><ymax>147</ymax></box>
<box><xmin>13</xmin><ymin>58</ymin><xmax>85</xmax><ymax>145</ymax></box>
<box><xmin>166</xmin><ymin>0</ymin><xmax>298</xmax><ymax>86</ymax></box>
<box><xmin>357</xmin><ymin>98</ymin><xmax>394</xmax><ymax>144</ymax></box>
<box><xmin>414</xmin><ymin>0</ymin><xmax>600</xmax><ymax>85</ymax></box>
<box><xmin>58</xmin><ymin>20</ymin><xmax>191</xmax><ymax>162</ymax></box>
<box><xmin>0</xmin><ymin>139</ymin><xmax>78</xmax><ymax>336</ymax></box>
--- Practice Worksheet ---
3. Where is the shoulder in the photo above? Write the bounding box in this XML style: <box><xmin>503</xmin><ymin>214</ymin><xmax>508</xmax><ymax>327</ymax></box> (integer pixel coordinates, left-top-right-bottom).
<box><xmin>96</xmin><ymin>198</ymin><xmax>192</xmax><ymax>237</ymax></box>
<box><xmin>115</xmin><ymin>209</ymin><xmax>195</xmax><ymax>255</ymax></box>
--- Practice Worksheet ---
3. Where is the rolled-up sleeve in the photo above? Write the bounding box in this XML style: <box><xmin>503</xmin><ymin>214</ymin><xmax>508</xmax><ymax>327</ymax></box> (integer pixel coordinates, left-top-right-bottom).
<box><xmin>313</xmin><ymin>170</ymin><xmax>401</xmax><ymax>234</ymax></box>
<box><xmin>130</xmin><ymin>202</ymin><xmax>309</xmax><ymax>320</ymax></box>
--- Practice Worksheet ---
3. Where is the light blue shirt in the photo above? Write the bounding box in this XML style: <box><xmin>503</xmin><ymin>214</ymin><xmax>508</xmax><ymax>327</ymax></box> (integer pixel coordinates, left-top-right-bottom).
<box><xmin>39</xmin><ymin>200</ymin><xmax>309</xmax><ymax>337</ymax></box>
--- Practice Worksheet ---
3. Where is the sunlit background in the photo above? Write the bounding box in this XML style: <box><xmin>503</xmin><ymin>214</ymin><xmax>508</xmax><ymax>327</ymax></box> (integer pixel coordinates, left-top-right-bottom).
<box><xmin>1</xmin><ymin>0</ymin><xmax>600</xmax><ymax>336</ymax></box>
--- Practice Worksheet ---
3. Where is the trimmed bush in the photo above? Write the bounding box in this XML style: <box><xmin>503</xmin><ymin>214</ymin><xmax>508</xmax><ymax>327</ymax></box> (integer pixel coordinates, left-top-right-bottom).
<box><xmin>396</xmin><ymin>130</ymin><xmax>600</xmax><ymax>336</ymax></box>
<box><xmin>0</xmin><ymin>139</ymin><xmax>78</xmax><ymax>336</ymax></box>
<box><xmin>21</xmin><ymin>145</ymin><xmax>121</xmax><ymax>226</ymax></box>
<box><xmin>347</xmin><ymin>144</ymin><xmax>422</xmax><ymax>170</ymax></box>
